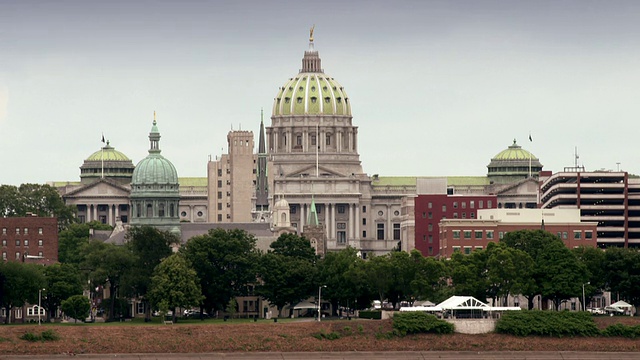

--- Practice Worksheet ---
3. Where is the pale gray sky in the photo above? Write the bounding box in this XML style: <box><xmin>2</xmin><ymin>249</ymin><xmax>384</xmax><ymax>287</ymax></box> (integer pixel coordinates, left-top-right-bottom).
<box><xmin>1</xmin><ymin>0</ymin><xmax>639</xmax><ymax>185</ymax></box>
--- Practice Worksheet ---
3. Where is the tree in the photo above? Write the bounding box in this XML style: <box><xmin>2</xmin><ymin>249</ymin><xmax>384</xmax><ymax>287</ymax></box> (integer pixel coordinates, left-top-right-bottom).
<box><xmin>386</xmin><ymin>251</ymin><xmax>419</xmax><ymax>308</ymax></box>
<box><xmin>124</xmin><ymin>226</ymin><xmax>177</xmax><ymax>320</ymax></box>
<box><xmin>269</xmin><ymin>233</ymin><xmax>318</xmax><ymax>261</ymax></box>
<box><xmin>42</xmin><ymin>263</ymin><xmax>84</xmax><ymax>321</ymax></box>
<box><xmin>572</xmin><ymin>246</ymin><xmax>606</xmax><ymax>310</ymax></box>
<box><xmin>501</xmin><ymin>229</ymin><xmax>566</xmax><ymax>309</ymax></box>
<box><xmin>83</xmin><ymin>240</ymin><xmax>135</xmax><ymax>321</ymax></box>
<box><xmin>317</xmin><ymin>247</ymin><xmax>371</xmax><ymax>315</ymax></box>
<box><xmin>181</xmin><ymin>228</ymin><xmax>259</xmax><ymax>313</ymax></box>
<box><xmin>256</xmin><ymin>252</ymin><xmax>315</xmax><ymax>317</ymax></box>
<box><xmin>0</xmin><ymin>262</ymin><xmax>46</xmax><ymax>324</ymax></box>
<box><xmin>449</xmin><ymin>249</ymin><xmax>490</xmax><ymax>301</ymax></box>
<box><xmin>410</xmin><ymin>251</ymin><xmax>449</xmax><ymax>304</ymax></box>
<box><xmin>603</xmin><ymin>248</ymin><xmax>640</xmax><ymax>313</ymax></box>
<box><xmin>537</xmin><ymin>241</ymin><xmax>588</xmax><ymax>310</ymax></box>
<box><xmin>58</xmin><ymin>222</ymin><xmax>112</xmax><ymax>266</ymax></box>
<box><xmin>363</xmin><ymin>254</ymin><xmax>394</xmax><ymax>305</ymax></box>
<box><xmin>147</xmin><ymin>253</ymin><xmax>203</xmax><ymax>322</ymax></box>
<box><xmin>485</xmin><ymin>242</ymin><xmax>534</xmax><ymax>306</ymax></box>
<box><xmin>0</xmin><ymin>184</ymin><xmax>76</xmax><ymax>229</ymax></box>
<box><xmin>61</xmin><ymin>295</ymin><xmax>91</xmax><ymax>323</ymax></box>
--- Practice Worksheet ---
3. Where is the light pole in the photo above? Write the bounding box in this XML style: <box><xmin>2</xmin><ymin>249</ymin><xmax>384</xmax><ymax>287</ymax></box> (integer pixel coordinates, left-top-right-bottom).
<box><xmin>317</xmin><ymin>285</ymin><xmax>326</xmax><ymax>322</ymax></box>
<box><xmin>582</xmin><ymin>282</ymin><xmax>590</xmax><ymax>312</ymax></box>
<box><xmin>38</xmin><ymin>288</ymin><xmax>45</xmax><ymax>325</ymax></box>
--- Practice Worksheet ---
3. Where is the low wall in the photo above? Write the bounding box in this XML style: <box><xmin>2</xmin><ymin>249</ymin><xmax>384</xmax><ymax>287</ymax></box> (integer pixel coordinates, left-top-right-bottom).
<box><xmin>446</xmin><ymin>319</ymin><xmax>496</xmax><ymax>334</ymax></box>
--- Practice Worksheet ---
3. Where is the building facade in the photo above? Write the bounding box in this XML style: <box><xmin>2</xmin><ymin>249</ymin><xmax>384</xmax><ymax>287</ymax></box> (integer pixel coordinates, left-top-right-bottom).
<box><xmin>439</xmin><ymin>208</ymin><xmax>597</xmax><ymax>258</ymax></box>
<box><xmin>540</xmin><ymin>170</ymin><xmax>640</xmax><ymax>248</ymax></box>
<box><xmin>0</xmin><ymin>216</ymin><xmax>58</xmax><ymax>264</ymax></box>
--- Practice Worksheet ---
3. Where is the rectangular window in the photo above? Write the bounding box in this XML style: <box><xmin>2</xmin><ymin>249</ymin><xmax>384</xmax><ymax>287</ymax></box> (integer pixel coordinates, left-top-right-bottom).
<box><xmin>453</xmin><ymin>230</ymin><xmax>460</xmax><ymax>239</ymax></box>
<box><xmin>362</xmin><ymin>206</ymin><xmax>366</xmax><ymax>213</ymax></box>
<box><xmin>217</xmin><ymin>214</ymin><xmax>222</xmax><ymax>222</ymax></box>
<box><xmin>15</xmin><ymin>252</ymin><xmax>20</xmax><ymax>260</ymax></box>
<box><xmin>1</xmin><ymin>239</ymin><xmax>5</xmax><ymax>246</ymax></box>
<box><xmin>475</xmin><ymin>231</ymin><xmax>483</xmax><ymax>239</ymax></box>
<box><xmin>428</xmin><ymin>212</ymin><xmax>432</xmax><ymax>219</ymax></box>
<box><xmin>453</xmin><ymin>202</ymin><xmax>458</xmax><ymax>209</ymax></box>
<box><xmin>563</xmin><ymin>232</ymin><xmax>568</xmax><ymax>239</ymax></box>
<box><xmin>499</xmin><ymin>231</ymin><xmax>504</xmax><ymax>239</ymax></box>
<box><xmin>1</xmin><ymin>252</ymin><xmax>5</xmax><ymax>260</ymax></box>
<box><xmin>15</xmin><ymin>228</ymin><xmax>19</xmax><ymax>235</ymax></box>
<box><xmin>2</xmin><ymin>228</ymin><xmax>5</xmax><ymax>235</ymax></box>
<box><xmin>290</xmin><ymin>206</ymin><xmax>296</xmax><ymax>214</ymax></box>
<box><xmin>337</xmin><ymin>205</ymin><xmax>345</xmax><ymax>214</ymax></box>
<box><xmin>453</xmin><ymin>246</ymin><xmax>461</xmax><ymax>253</ymax></box>
<box><xmin>464</xmin><ymin>231</ymin><xmax>472</xmax><ymax>239</ymax></box>
<box><xmin>38</xmin><ymin>251</ymin><xmax>43</xmax><ymax>257</ymax></box>
<box><xmin>462</xmin><ymin>202</ymin><xmax>466</xmax><ymax>209</ymax></box>
<box><xmin>137</xmin><ymin>302</ymin><xmax>145</xmax><ymax>314</ymax></box>
<box><xmin>442</xmin><ymin>205</ymin><xmax>446</xmax><ymax>212</ymax></box>
<box><xmin>423</xmin><ymin>235</ymin><xmax>426</xmax><ymax>241</ymax></box>
<box><xmin>362</xmin><ymin>218</ymin><xmax>366</xmax><ymax>225</ymax></box>
<box><xmin>470</xmin><ymin>212</ymin><xmax>475</xmax><ymax>219</ymax></box>
<box><xmin>428</xmin><ymin>202</ymin><xmax>432</xmax><ymax>209</ymax></box>
<box><xmin>470</xmin><ymin>201</ymin><xmax>475</xmax><ymax>209</ymax></box>
<box><xmin>38</xmin><ymin>228</ymin><xmax>43</xmax><ymax>235</ymax></box>
<box><xmin>38</xmin><ymin>239</ymin><xmax>43</xmax><ymax>246</ymax></box>
<box><xmin>337</xmin><ymin>231</ymin><xmax>346</xmax><ymax>244</ymax></box>
<box><xmin>23</xmin><ymin>228</ymin><xmax>28</xmax><ymax>235</ymax></box>
<box><xmin>428</xmin><ymin>223</ymin><xmax>433</xmax><ymax>231</ymax></box>
<box><xmin>377</xmin><ymin>223</ymin><xmax>385</xmax><ymax>240</ymax></box>
<box><xmin>464</xmin><ymin>247</ymin><xmax>472</xmax><ymax>254</ymax></box>
<box><xmin>428</xmin><ymin>235</ymin><xmax>433</xmax><ymax>243</ymax></box>
<box><xmin>15</xmin><ymin>240</ymin><xmax>20</xmax><ymax>246</ymax></box>
<box><xmin>311</xmin><ymin>135</ymin><xmax>316</xmax><ymax>146</ymax></box>
<box><xmin>462</xmin><ymin>213</ymin><xmax>466</xmax><ymax>219</ymax></box>
<box><xmin>486</xmin><ymin>231</ymin><xmax>494</xmax><ymax>239</ymax></box>
<box><xmin>585</xmin><ymin>231</ymin><xmax>593</xmax><ymax>239</ymax></box>
<box><xmin>453</xmin><ymin>213</ymin><xmax>458</xmax><ymax>219</ymax></box>
<box><xmin>217</xmin><ymin>180</ymin><xmax>222</xmax><ymax>188</ymax></box>
<box><xmin>217</xmin><ymin>169</ymin><xmax>222</xmax><ymax>176</ymax></box>
<box><xmin>475</xmin><ymin>246</ymin><xmax>483</xmax><ymax>251</ymax></box>
<box><xmin>557</xmin><ymin>232</ymin><xmax>562</xmax><ymax>239</ymax></box>
<box><xmin>428</xmin><ymin>247</ymin><xmax>433</xmax><ymax>255</ymax></box>
<box><xmin>24</xmin><ymin>240</ymin><xmax>28</xmax><ymax>246</ymax></box>
<box><xmin>574</xmin><ymin>231</ymin><xmax>581</xmax><ymax>239</ymax></box>
<box><xmin>362</xmin><ymin>230</ymin><xmax>366</xmax><ymax>238</ymax></box>
<box><xmin>218</xmin><ymin>203</ymin><xmax>222</xmax><ymax>210</ymax></box>
<box><xmin>393</xmin><ymin>223</ymin><xmax>400</xmax><ymax>240</ymax></box>
<box><xmin>422</xmin><ymin>212</ymin><xmax>426</xmax><ymax>218</ymax></box>
<box><xmin>487</xmin><ymin>201</ymin><xmax>492</xmax><ymax>208</ymax></box>
<box><xmin>217</xmin><ymin>191</ymin><xmax>222</xmax><ymax>199</ymax></box>
<box><xmin>479</xmin><ymin>200</ymin><xmax>484</xmax><ymax>208</ymax></box>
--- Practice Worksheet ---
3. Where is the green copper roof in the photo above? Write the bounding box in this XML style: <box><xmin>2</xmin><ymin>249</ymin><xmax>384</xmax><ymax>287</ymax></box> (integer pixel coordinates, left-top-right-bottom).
<box><xmin>179</xmin><ymin>177</ymin><xmax>207</xmax><ymax>187</ymax></box>
<box><xmin>132</xmin><ymin>154</ymin><xmax>178</xmax><ymax>185</ymax></box>
<box><xmin>446</xmin><ymin>176</ymin><xmax>491</xmax><ymax>186</ymax></box>
<box><xmin>493</xmin><ymin>139</ymin><xmax>537</xmax><ymax>161</ymax></box>
<box><xmin>273</xmin><ymin>74</ymin><xmax>351</xmax><ymax>116</ymax></box>
<box><xmin>86</xmin><ymin>143</ymin><xmax>131</xmax><ymax>161</ymax></box>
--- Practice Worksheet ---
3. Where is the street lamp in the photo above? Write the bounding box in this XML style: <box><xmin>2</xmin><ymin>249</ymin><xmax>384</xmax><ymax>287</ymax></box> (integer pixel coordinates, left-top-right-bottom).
<box><xmin>38</xmin><ymin>288</ymin><xmax>46</xmax><ymax>325</ymax></box>
<box><xmin>317</xmin><ymin>285</ymin><xmax>327</xmax><ymax>322</ymax></box>
<box><xmin>582</xmin><ymin>282</ymin><xmax>591</xmax><ymax>312</ymax></box>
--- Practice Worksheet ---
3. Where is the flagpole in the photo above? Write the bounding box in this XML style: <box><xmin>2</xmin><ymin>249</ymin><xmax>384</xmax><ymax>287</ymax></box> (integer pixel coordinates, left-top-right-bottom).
<box><xmin>101</xmin><ymin>134</ymin><xmax>105</xmax><ymax>179</ymax></box>
<box><xmin>528</xmin><ymin>133</ymin><xmax>532</xmax><ymax>178</ymax></box>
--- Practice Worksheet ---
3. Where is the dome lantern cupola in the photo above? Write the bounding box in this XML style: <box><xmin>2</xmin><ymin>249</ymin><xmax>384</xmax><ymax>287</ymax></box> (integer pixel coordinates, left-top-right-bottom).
<box><xmin>80</xmin><ymin>140</ymin><xmax>135</xmax><ymax>185</ymax></box>
<box><xmin>487</xmin><ymin>139</ymin><xmax>543</xmax><ymax>184</ymax></box>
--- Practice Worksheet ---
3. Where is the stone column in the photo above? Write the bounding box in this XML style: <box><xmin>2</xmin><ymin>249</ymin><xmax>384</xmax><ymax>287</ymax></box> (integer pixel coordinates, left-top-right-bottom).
<box><xmin>108</xmin><ymin>204</ymin><xmax>113</xmax><ymax>226</ymax></box>
<box><xmin>93</xmin><ymin>205</ymin><xmax>98</xmax><ymax>223</ymax></box>
<box><xmin>330</xmin><ymin>203</ymin><xmax>336</xmax><ymax>240</ymax></box>
<box><xmin>386</xmin><ymin>204</ymin><xmax>392</xmax><ymax>240</ymax></box>
<box><xmin>324</xmin><ymin>203</ymin><xmax>330</xmax><ymax>236</ymax></box>
<box><xmin>355</xmin><ymin>203</ymin><xmax>360</xmax><ymax>240</ymax></box>
<box><xmin>348</xmin><ymin>203</ymin><xmax>354</xmax><ymax>241</ymax></box>
<box><xmin>300</xmin><ymin>203</ymin><xmax>306</xmax><ymax>229</ymax></box>
<box><xmin>115</xmin><ymin>204</ymin><xmax>120</xmax><ymax>223</ymax></box>
<box><xmin>189</xmin><ymin>205</ymin><xmax>194</xmax><ymax>222</ymax></box>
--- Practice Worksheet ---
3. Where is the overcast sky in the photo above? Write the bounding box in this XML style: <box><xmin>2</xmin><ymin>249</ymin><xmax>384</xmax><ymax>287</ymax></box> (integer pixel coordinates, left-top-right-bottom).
<box><xmin>1</xmin><ymin>0</ymin><xmax>639</xmax><ymax>186</ymax></box>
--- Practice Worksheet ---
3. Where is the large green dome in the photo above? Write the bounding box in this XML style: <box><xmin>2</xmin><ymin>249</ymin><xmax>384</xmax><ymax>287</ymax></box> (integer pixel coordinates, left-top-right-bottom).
<box><xmin>487</xmin><ymin>139</ymin><xmax>543</xmax><ymax>183</ymax></box>
<box><xmin>80</xmin><ymin>141</ymin><xmax>135</xmax><ymax>185</ymax></box>
<box><xmin>272</xmin><ymin>40</ymin><xmax>351</xmax><ymax>117</ymax></box>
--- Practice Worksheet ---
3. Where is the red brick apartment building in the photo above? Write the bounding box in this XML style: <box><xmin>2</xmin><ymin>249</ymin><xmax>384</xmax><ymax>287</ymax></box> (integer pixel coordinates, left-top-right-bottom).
<box><xmin>0</xmin><ymin>216</ymin><xmax>58</xmax><ymax>264</ymax></box>
<box><xmin>439</xmin><ymin>209</ymin><xmax>597</xmax><ymax>258</ymax></box>
<box><xmin>415</xmin><ymin>194</ymin><xmax>497</xmax><ymax>257</ymax></box>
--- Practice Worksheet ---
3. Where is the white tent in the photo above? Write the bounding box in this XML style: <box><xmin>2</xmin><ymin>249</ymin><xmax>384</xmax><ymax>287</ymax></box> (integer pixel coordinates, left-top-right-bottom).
<box><xmin>609</xmin><ymin>300</ymin><xmax>632</xmax><ymax>309</ymax></box>
<box><xmin>399</xmin><ymin>296</ymin><xmax>520</xmax><ymax>314</ymax></box>
<box><xmin>293</xmin><ymin>300</ymin><xmax>317</xmax><ymax>310</ymax></box>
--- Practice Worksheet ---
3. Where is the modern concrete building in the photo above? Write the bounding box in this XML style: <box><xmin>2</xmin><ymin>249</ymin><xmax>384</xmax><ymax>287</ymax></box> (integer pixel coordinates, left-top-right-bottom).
<box><xmin>439</xmin><ymin>208</ymin><xmax>597</xmax><ymax>258</ymax></box>
<box><xmin>539</xmin><ymin>169</ymin><xmax>640</xmax><ymax>248</ymax></box>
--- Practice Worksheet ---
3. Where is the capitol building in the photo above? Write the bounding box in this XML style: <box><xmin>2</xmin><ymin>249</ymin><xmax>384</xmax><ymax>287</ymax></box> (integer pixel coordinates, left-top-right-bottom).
<box><xmin>51</xmin><ymin>33</ymin><xmax>543</xmax><ymax>257</ymax></box>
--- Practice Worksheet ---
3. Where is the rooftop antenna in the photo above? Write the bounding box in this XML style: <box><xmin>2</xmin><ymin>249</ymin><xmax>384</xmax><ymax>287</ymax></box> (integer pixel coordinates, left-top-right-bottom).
<box><xmin>574</xmin><ymin>147</ymin><xmax>579</xmax><ymax>168</ymax></box>
<box><xmin>617</xmin><ymin>162</ymin><xmax>621</xmax><ymax>172</ymax></box>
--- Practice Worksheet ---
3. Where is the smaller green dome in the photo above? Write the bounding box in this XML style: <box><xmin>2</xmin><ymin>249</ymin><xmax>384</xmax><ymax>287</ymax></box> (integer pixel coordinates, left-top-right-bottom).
<box><xmin>86</xmin><ymin>142</ymin><xmax>130</xmax><ymax>161</ymax></box>
<box><xmin>132</xmin><ymin>154</ymin><xmax>178</xmax><ymax>185</ymax></box>
<box><xmin>492</xmin><ymin>139</ymin><xmax>537</xmax><ymax>160</ymax></box>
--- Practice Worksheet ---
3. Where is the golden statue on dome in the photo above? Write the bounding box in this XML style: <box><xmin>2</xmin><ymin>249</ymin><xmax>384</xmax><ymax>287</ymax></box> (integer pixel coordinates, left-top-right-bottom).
<box><xmin>309</xmin><ymin>25</ymin><xmax>315</xmax><ymax>42</ymax></box>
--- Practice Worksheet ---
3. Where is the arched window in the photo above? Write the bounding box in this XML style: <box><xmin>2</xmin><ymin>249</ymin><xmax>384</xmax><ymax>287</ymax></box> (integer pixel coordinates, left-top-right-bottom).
<box><xmin>281</xmin><ymin>213</ymin><xmax>287</xmax><ymax>223</ymax></box>
<box><xmin>146</xmin><ymin>204</ymin><xmax>153</xmax><ymax>218</ymax></box>
<box><xmin>170</xmin><ymin>204</ymin><xmax>175</xmax><ymax>217</ymax></box>
<box><xmin>158</xmin><ymin>203</ymin><xmax>165</xmax><ymax>217</ymax></box>
<box><xmin>136</xmin><ymin>202</ymin><xmax>141</xmax><ymax>218</ymax></box>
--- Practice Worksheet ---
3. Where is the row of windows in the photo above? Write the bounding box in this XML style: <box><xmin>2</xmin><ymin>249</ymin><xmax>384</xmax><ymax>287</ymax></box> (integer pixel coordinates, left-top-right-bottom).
<box><xmin>2</xmin><ymin>239</ymin><xmax>45</xmax><ymax>247</ymax></box>
<box><xmin>452</xmin><ymin>246</ymin><xmax>484</xmax><ymax>254</ymax></box>
<box><xmin>426</xmin><ymin>201</ymin><xmax>493</xmax><ymax>210</ymax></box>
<box><xmin>558</xmin><ymin>231</ymin><xmax>593</xmax><ymax>240</ymax></box>
<box><xmin>452</xmin><ymin>230</ymin><xmax>495</xmax><ymax>240</ymax></box>
<box><xmin>2</xmin><ymin>227</ymin><xmax>44</xmax><ymax>236</ymax></box>
<box><xmin>2</xmin><ymin>251</ymin><xmax>44</xmax><ymax>260</ymax></box>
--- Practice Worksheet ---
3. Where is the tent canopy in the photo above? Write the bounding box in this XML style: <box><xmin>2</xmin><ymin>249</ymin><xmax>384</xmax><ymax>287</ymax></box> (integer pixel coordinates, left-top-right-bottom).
<box><xmin>293</xmin><ymin>300</ymin><xmax>317</xmax><ymax>310</ymax></box>
<box><xmin>610</xmin><ymin>300</ymin><xmax>632</xmax><ymax>309</ymax></box>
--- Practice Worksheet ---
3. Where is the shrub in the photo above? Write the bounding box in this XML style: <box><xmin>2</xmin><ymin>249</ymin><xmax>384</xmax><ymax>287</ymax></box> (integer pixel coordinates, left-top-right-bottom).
<box><xmin>602</xmin><ymin>324</ymin><xmax>640</xmax><ymax>338</ymax></box>
<box><xmin>495</xmin><ymin>310</ymin><xmax>600</xmax><ymax>337</ymax></box>
<box><xmin>392</xmin><ymin>312</ymin><xmax>454</xmax><ymax>336</ymax></box>
<box><xmin>312</xmin><ymin>330</ymin><xmax>341</xmax><ymax>340</ymax></box>
<box><xmin>358</xmin><ymin>310</ymin><xmax>382</xmax><ymax>320</ymax></box>
<box><xmin>20</xmin><ymin>332</ymin><xmax>40</xmax><ymax>342</ymax></box>
<box><xmin>19</xmin><ymin>330</ymin><xmax>59</xmax><ymax>342</ymax></box>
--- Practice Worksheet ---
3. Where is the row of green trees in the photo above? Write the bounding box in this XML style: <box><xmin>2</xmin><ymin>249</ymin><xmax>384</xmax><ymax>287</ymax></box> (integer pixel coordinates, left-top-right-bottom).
<box><xmin>0</xmin><ymin>184</ymin><xmax>76</xmax><ymax>229</ymax></box>
<box><xmin>5</xmin><ymin>222</ymin><xmax>640</xmax><ymax>322</ymax></box>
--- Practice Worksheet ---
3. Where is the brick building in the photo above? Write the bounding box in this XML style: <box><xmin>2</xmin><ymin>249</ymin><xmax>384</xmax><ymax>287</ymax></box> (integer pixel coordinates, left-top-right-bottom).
<box><xmin>0</xmin><ymin>216</ymin><xmax>58</xmax><ymax>264</ymax></box>
<box><xmin>439</xmin><ymin>208</ymin><xmax>597</xmax><ymax>258</ymax></box>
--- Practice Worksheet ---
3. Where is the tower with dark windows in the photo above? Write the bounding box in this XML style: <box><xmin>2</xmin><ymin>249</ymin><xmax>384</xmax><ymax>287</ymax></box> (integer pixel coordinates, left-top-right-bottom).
<box><xmin>130</xmin><ymin>113</ymin><xmax>181</xmax><ymax>235</ymax></box>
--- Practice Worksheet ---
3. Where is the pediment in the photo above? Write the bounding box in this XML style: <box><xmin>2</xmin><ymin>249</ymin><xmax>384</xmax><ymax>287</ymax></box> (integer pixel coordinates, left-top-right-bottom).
<box><xmin>64</xmin><ymin>179</ymin><xmax>131</xmax><ymax>198</ymax></box>
<box><xmin>286</xmin><ymin>164</ymin><xmax>346</xmax><ymax>178</ymax></box>
<box><xmin>495</xmin><ymin>178</ymin><xmax>538</xmax><ymax>196</ymax></box>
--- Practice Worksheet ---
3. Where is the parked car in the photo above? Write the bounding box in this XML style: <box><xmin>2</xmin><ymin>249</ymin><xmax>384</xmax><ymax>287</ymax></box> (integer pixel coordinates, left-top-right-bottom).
<box><xmin>587</xmin><ymin>308</ymin><xmax>605</xmax><ymax>315</ymax></box>
<box><xmin>152</xmin><ymin>310</ymin><xmax>173</xmax><ymax>317</ymax></box>
<box><xmin>184</xmin><ymin>310</ymin><xmax>210</xmax><ymax>319</ymax></box>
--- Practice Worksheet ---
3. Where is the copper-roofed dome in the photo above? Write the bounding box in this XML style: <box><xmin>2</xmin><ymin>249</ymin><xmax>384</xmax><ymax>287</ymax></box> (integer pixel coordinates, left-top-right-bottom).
<box><xmin>272</xmin><ymin>32</ymin><xmax>351</xmax><ymax>117</ymax></box>
<box><xmin>80</xmin><ymin>141</ymin><xmax>135</xmax><ymax>185</ymax></box>
<box><xmin>487</xmin><ymin>139</ymin><xmax>543</xmax><ymax>184</ymax></box>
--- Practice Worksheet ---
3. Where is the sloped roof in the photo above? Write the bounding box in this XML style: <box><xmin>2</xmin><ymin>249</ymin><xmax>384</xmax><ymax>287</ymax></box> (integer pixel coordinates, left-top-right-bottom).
<box><xmin>610</xmin><ymin>300</ymin><xmax>632</xmax><ymax>308</ymax></box>
<box><xmin>437</xmin><ymin>296</ymin><xmax>488</xmax><ymax>310</ymax></box>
